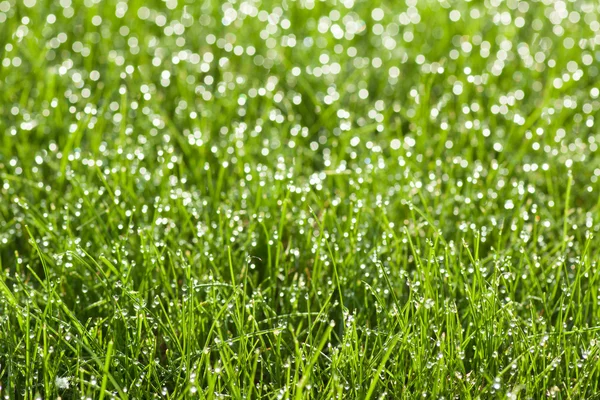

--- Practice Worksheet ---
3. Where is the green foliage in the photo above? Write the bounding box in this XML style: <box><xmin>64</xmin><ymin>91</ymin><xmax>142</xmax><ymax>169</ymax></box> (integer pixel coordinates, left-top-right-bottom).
<box><xmin>1</xmin><ymin>0</ymin><xmax>600</xmax><ymax>398</ymax></box>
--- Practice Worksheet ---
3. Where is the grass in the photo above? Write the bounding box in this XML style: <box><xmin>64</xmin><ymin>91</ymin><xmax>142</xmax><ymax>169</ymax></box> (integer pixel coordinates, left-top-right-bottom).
<box><xmin>1</xmin><ymin>0</ymin><xmax>600</xmax><ymax>398</ymax></box>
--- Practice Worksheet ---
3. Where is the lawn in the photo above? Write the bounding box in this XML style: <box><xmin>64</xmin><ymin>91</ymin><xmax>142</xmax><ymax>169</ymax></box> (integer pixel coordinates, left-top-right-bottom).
<box><xmin>2</xmin><ymin>0</ymin><xmax>600</xmax><ymax>398</ymax></box>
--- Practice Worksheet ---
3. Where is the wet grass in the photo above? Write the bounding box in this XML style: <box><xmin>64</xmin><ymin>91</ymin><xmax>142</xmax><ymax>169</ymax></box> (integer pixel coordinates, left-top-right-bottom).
<box><xmin>2</xmin><ymin>0</ymin><xmax>600</xmax><ymax>398</ymax></box>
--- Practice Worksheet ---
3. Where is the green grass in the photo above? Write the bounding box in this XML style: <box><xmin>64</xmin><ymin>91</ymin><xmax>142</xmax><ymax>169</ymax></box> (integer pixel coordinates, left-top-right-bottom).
<box><xmin>2</xmin><ymin>0</ymin><xmax>600</xmax><ymax>398</ymax></box>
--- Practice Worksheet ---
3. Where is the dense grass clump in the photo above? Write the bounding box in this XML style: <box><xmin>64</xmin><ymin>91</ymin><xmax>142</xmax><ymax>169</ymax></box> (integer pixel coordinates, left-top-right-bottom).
<box><xmin>2</xmin><ymin>0</ymin><xmax>600</xmax><ymax>398</ymax></box>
